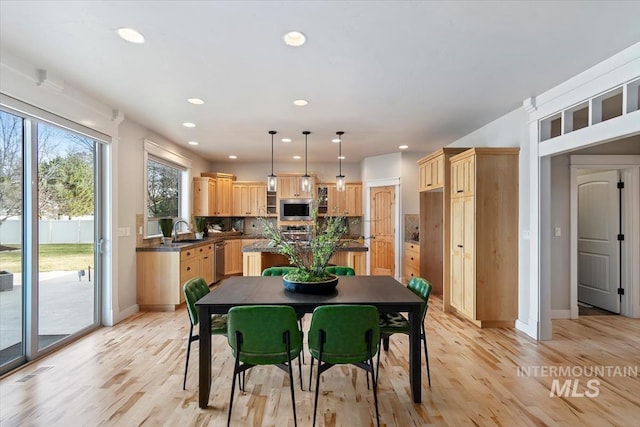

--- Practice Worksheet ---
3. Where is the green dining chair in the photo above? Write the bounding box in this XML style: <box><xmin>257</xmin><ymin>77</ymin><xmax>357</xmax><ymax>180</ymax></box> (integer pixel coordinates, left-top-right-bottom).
<box><xmin>262</xmin><ymin>266</ymin><xmax>306</xmax><ymax>361</ymax></box>
<box><xmin>378</xmin><ymin>276</ymin><xmax>432</xmax><ymax>387</ymax></box>
<box><xmin>308</xmin><ymin>305</ymin><xmax>381</xmax><ymax>427</ymax></box>
<box><xmin>226</xmin><ymin>305</ymin><xmax>303</xmax><ymax>427</ymax></box>
<box><xmin>324</xmin><ymin>266</ymin><xmax>356</xmax><ymax>276</ymax></box>
<box><xmin>182</xmin><ymin>276</ymin><xmax>228</xmax><ymax>390</ymax></box>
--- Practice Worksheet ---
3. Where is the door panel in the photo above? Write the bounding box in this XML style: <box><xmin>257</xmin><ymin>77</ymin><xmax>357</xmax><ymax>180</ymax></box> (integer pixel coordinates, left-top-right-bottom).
<box><xmin>370</xmin><ymin>186</ymin><xmax>395</xmax><ymax>276</ymax></box>
<box><xmin>577</xmin><ymin>170</ymin><xmax>620</xmax><ymax>313</ymax></box>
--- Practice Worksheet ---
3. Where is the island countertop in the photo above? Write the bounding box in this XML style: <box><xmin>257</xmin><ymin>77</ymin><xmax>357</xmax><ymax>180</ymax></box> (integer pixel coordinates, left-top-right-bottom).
<box><xmin>242</xmin><ymin>242</ymin><xmax>369</xmax><ymax>253</ymax></box>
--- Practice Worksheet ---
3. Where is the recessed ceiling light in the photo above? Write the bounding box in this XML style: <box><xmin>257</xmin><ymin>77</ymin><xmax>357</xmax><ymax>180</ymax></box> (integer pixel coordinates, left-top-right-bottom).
<box><xmin>182</xmin><ymin>122</ymin><xmax>196</xmax><ymax>128</ymax></box>
<box><xmin>293</xmin><ymin>155</ymin><xmax>301</xmax><ymax>160</ymax></box>
<box><xmin>338</xmin><ymin>156</ymin><xmax>346</xmax><ymax>160</ymax></box>
<box><xmin>187</xmin><ymin>98</ymin><xmax>205</xmax><ymax>105</ymax></box>
<box><xmin>332</xmin><ymin>138</ymin><xmax>340</xmax><ymax>143</ymax></box>
<box><xmin>281</xmin><ymin>138</ymin><xmax>292</xmax><ymax>143</ymax></box>
<box><xmin>293</xmin><ymin>99</ymin><xmax>308</xmax><ymax>106</ymax></box>
<box><xmin>399</xmin><ymin>145</ymin><xmax>409</xmax><ymax>150</ymax></box>
<box><xmin>228</xmin><ymin>155</ymin><xmax>237</xmax><ymax>159</ymax></box>
<box><xmin>188</xmin><ymin>141</ymin><xmax>199</xmax><ymax>146</ymax></box>
<box><xmin>117</xmin><ymin>28</ymin><xmax>145</xmax><ymax>44</ymax></box>
<box><xmin>283</xmin><ymin>31</ymin><xmax>306</xmax><ymax>47</ymax></box>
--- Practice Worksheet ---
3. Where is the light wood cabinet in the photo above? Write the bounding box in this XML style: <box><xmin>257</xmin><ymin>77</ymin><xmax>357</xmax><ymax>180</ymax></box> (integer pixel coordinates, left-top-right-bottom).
<box><xmin>448</xmin><ymin>148</ymin><xmax>519</xmax><ymax>328</ymax></box>
<box><xmin>278</xmin><ymin>175</ymin><xmax>314</xmax><ymax>199</ymax></box>
<box><xmin>136</xmin><ymin>242</ymin><xmax>214</xmax><ymax>311</ymax></box>
<box><xmin>233</xmin><ymin>182</ymin><xmax>267</xmax><ymax>216</ymax></box>
<box><xmin>418</xmin><ymin>154</ymin><xmax>445</xmax><ymax>191</ymax></box>
<box><xmin>328</xmin><ymin>250</ymin><xmax>366</xmax><ymax>275</ymax></box>
<box><xmin>403</xmin><ymin>242</ymin><xmax>420</xmax><ymax>283</ymax></box>
<box><xmin>417</xmin><ymin>148</ymin><xmax>467</xmax><ymax>304</ymax></box>
<box><xmin>326</xmin><ymin>183</ymin><xmax>362</xmax><ymax>216</ymax></box>
<box><xmin>199</xmin><ymin>172</ymin><xmax>235</xmax><ymax>216</ymax></box>
<box><xmin>193</xmin><ymin>177</ymin><xmax>216</xmax><ymax>216</ymax></box>
<box><xmin>224</xmin><ymin>239</ymin><xmax>243</xmax><ymax>275</ymax></box>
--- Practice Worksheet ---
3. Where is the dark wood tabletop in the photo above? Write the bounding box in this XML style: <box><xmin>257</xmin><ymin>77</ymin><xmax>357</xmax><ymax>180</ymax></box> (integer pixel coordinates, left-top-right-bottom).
<box><xmin>196</xmin><ymin>275</ymin><xmax>424</xmax><ymax>407</ymax></box>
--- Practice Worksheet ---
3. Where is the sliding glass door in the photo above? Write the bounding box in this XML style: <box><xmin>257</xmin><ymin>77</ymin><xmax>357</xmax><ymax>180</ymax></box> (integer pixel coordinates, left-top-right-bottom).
<box><xmin>0</xmin><ymin>107</ymin><xmax>103</xmax><ymax>373</ymax></box>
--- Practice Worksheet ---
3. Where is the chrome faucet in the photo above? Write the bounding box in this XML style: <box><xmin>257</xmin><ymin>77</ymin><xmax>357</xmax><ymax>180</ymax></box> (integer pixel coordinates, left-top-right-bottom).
<box><xmin>172</xmin><ymin>219</ymin><xmax>190</xmax><ymax>243</ymax></box>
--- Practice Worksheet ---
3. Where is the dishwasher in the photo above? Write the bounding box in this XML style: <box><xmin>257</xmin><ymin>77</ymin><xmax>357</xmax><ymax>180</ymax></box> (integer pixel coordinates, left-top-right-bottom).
<box><xmin>214</xmin><ymin>241</ymin><xmax>225</xmax><ymax>283</ymax></box>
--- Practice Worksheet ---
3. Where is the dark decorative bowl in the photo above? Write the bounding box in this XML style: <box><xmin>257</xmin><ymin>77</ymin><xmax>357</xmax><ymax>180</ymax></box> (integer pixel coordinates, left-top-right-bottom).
<box><xmin>282</xmin><ymin>273</ymin><xmax>339</xmax><ymax>294</ymax></box>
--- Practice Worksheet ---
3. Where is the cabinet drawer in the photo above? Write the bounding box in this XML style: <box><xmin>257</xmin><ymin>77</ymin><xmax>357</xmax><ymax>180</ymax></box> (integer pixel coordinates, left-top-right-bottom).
<box><xmin>181</xmin><ymin>248</ymin><xmax>198</xmax><ymax>261</ymax></box>
<box><xmin>196</xmin><ymin>244</ymin><xmax>213</xmax><ymax>257</ymax></box>
<box><xmin>404</xmin><ymin>265</ymin><xmax>420</xmax><ymax>281</ymax></box>
<box><xmin>180</xmin><ymin>258</ymin><xmax>199</xmax><ymax>282</ymax></box>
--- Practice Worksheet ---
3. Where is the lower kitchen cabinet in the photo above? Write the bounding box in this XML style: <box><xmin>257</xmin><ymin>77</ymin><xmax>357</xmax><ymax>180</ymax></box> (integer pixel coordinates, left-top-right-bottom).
<box><xmin>136</xmin><ymin>242</ymin><xmax>213</xmax><ymax>311</ymax></box>
<box><xmin>224</xmin><ymin>239</ymin><xmax>243</xmax><ymax>275</ymax></box>
<box><xmin>403</xmin><ymin>242</ymin><xmax>420</xmax><ymax>283</ymax></box>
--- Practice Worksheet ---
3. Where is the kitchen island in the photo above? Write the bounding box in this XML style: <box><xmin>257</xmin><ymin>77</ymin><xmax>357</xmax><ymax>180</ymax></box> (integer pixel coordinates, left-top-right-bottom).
<box><xmin>242</xmin><ymin>241</ymin><xmax>368</xmax><ymax>276</ymax></box>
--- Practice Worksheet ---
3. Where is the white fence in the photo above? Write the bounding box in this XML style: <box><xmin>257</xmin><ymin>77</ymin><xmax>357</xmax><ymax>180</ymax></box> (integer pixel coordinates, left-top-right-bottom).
<box><xmin>0</xmin><ymin>219</ymin><xmax>94</xmax><ymax>244</ymax></box>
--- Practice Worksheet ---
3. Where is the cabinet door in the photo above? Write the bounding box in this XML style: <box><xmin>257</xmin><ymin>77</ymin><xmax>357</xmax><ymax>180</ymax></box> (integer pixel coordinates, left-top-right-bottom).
<box><xmin>249</xmin><ymin>184</ymin><xmax>266</xmax><ymax>216</ymax></box>
<box><xmin>451</xmin><ymin>156</ymin><xmax>475</xmax><ymax>198</ymax></box>
<box><xmin>232</xmin><ymin>184</ymin><xmax>249</xmax><ymax>216</ymax></box>
<box><xmin>193</xmin><ymin>177</ymin><xmax>211</xmax><ymax>216</ymax></box>
<box><xmin>199</xmin><ymin>244</ymin><xmax>214</xmax><ymax>284</ymax></box>
<box><xmin>450</xmin><ymin>197</ymin><xmax>464</xmax><ymax>311</ymax></box>
<box><xmin>461</xmin><ymin>196</ymin><xmax>475</xmax><ymax>318</ymax></box>
<box><xmin>208</xmin><ymin>179</ymin><xmax>216</xmax><ymax>216</ymax></box>
<box><xmin>433</xmin><ymin>156</ymin><xmax>444</xmax><ymax>188</ymax></box>
<box><xmin>215</xmin><ymin>177</ymin><xmax>233</xmax><ymax>216</ymax></box>
<box><xmin>327</xmin><ymin>185</ymin><xmax>347</xmax><ymax>215</ymax></box>
<box><xmin>278</xmin><ymin>176</ymin><xmax>298</xmax><ymax>198</ymax></box>
<box><xmin>224</xmin><ymin>239</ymin><xmax>243</xmax><ymax>275</ymax></box>
<box><xmin>348</xmin><ymin>251</ymin><xmax>366</xmax><ymax>275</ymax></box>
<box><xmin>345</xmin><ymin>184</ymin><xmax>362</xmax><ymax>216</ymax></box>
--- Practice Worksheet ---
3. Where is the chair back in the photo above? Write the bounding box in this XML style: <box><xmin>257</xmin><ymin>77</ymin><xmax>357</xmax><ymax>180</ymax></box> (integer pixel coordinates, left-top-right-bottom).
<box><xmin>325</xmin><ymin>266</ymin><xmax>356</xmax><ymax>276</ymax></box>
<box><xmin>227</xmin><ymin>305</ymin><xmax>302</xmax><ymax>365</ymax></box>
<box><xmin>183</xmin><ymin>277</ymin><xmax>210</xmax><ymax>326</ymax></box>
<box><xmin>407</xmin><ymin>277</ymin><xmax>432</xmax><ymax>322</ymax></box>
<box><xmin>308</xmin><ymin>305</ymin><xmax>380</xmax><ymax>364</ymax></box>
<box><xmin>262</xmin><ymin>266</ymin><xmax>296</xmax><ymax>276</ymax></box>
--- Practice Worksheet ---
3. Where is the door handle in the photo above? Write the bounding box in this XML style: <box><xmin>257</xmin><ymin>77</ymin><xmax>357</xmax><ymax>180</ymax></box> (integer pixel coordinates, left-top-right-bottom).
<box><xmin>457</xmin><ymin>244</ymin><xmax>463</xmax><ymax>248</ymax></box>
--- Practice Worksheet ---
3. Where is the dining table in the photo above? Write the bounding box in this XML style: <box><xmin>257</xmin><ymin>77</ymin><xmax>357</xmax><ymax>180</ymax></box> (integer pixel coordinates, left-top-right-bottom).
<box><xmin>196</xmin><ymin>275</ymin><xmax>425</xmax><ymax>408</ymax></box>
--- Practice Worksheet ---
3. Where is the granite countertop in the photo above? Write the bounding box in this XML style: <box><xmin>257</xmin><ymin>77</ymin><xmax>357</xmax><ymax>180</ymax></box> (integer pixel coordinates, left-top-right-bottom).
<box><xmin>242</xmin><ymin>242</ymin><xmax>368</xmax><ymax>253</ymax></box>
<box><xmin>136</xmin><ymin>231</ymin><xmax>245</xmax><ymax>252</ymax></box>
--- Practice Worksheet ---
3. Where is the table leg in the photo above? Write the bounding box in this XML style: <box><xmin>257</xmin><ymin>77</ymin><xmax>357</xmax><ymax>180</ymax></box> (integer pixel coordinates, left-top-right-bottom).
<box><xmin>408</xmin><ymin>307</ymin><xmax>422</xmax><ymax>403</ymax></box>
<box><xmin>198</xmin><ymin>306</ymin><xmax>212</xmax><ymax>408</ymax></box>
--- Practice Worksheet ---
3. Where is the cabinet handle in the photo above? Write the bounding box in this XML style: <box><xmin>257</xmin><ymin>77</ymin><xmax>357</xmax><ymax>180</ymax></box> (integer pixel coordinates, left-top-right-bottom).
<box><xmin>186</xmin><ymin>251</ymin><xmax>192</xmax><ymax>256</ymax></box>
<box><xmin>457</xmin><ymin>189</ymin><xmax>463</xmax><ymax>193</ymax></box>
<box><xmin>186</xmin><ymin>266</ymin><xmax>191</xmax><ymax>271</ymax></box>
<box><xmin>427</xmin><ymin>183</ymin><xmax>432</xmax><ymax>187</ymax></box>
<box><xmin>410</xmin><ymin>257</ymin><xmax>414</xmax><ymax>261</ymax></box>
<box><xmin>457</xmin><ymin>244</ymin><xmax>463</xmax><ymax>248</ymax></box>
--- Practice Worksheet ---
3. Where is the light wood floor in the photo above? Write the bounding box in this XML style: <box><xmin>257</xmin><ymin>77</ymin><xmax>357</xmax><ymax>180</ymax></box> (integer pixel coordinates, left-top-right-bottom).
<box><xmin>1</xmin><ymin>295</ymin><xmax>639</xmax><ymax>426</ymax></box>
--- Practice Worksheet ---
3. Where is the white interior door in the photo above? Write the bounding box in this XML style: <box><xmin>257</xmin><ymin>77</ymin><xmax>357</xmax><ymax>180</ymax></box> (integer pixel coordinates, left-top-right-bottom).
<box><xmin>577</xmin><ymin>170</ymin><xmax>620</xmax><ymax>313</ymax></box>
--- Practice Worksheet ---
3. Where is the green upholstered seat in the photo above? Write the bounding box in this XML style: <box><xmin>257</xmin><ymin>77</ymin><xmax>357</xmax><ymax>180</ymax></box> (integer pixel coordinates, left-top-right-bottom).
<box><xmin>226</xmin><ymin>305</ymin><xmax>303</xmax><ymax>427</ymax></box>
<box><xmin>308</xmin><ymin>305</ymin><xmax>381</xmax><ymax>427</ymax></box>
<box><xmin>182</xmin><ymin>277</ymin><xmax>227</xmax><ymax>390</ymax></box>
<box><xmin>378</xmin><ymin>276</ymin><xmax>432</xmax><ymax>387</ymax></box>
<box><xmin>261</xmin><ymin>266</ymin><xmax>296</xmax><ymax>276</ymax></box>
<box><xmin>324</xmin><ymin>266</ymin><xmax>356</xmax><ymax>276</ymax></box>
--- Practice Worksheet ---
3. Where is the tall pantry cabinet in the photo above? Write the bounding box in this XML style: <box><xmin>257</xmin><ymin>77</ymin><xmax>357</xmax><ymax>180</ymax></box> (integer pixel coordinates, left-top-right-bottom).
<box><xmin>448</xmin><ymin>148</ymin><xmax>519</xmax><ymax>327</ymax></box>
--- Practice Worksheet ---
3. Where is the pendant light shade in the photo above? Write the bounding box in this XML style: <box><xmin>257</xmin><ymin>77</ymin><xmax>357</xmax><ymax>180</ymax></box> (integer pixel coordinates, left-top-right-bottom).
<box><xmin>267</xmin><ymin>130</ymin><xmax>277</xmax><ymax>192</ymax></box>
<box><xmin>301</xmin><ymin>131</ymin><xmax>311</xmax><ymax>193</ymax></box>
<box><xmin>336</xmin><ymin>131</ymin><xmax>346</xmax><ymax>192</ymax></box>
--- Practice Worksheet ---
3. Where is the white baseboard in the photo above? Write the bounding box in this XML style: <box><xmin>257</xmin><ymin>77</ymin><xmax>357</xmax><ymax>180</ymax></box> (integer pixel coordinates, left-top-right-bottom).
<box><xmin>106</xmin><ymin>304</ymin><xmax>139</xmax><ymax>326</ymax></box>
<box><xmin>551</xmin><ymin>309</ymin><xmax>571</xmax><ymax>319</ymax></box>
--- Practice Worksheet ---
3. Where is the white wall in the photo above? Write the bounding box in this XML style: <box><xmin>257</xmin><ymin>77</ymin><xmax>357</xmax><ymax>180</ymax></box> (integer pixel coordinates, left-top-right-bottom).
<box><xmin>361</xmin><ymin>152</ymin><xmax>402</xmax><ymax>181</ymax></box>
<box><xmin>445</xmin><ymin>107</ymin><xmax>532</xmax><ymax>331</ymax></box>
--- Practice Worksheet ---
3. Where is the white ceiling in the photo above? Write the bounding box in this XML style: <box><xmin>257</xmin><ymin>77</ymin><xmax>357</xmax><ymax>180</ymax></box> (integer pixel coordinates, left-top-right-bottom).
<box><xmin>1</xmin><ymin>1</ymin><xmax>639</xmax><ymax>163</ymax></box>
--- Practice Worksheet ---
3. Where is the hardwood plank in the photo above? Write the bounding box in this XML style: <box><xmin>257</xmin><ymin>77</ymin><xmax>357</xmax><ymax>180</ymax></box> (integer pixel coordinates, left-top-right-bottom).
<box><xmin>1</xmin><ymin>296</ymin><xmax>639</xmax><ymax>426</ymax></box>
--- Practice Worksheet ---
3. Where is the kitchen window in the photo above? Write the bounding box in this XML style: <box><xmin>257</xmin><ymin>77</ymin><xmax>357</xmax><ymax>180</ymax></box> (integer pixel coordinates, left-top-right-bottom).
<box><xmin>143</xmin><ymin>139</ymin><xmax>192</xmax><ymax>237</ymax></box>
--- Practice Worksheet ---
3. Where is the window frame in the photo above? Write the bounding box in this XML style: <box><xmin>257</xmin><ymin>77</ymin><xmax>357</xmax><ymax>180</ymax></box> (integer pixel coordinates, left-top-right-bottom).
<box><xmin>143</xmin><ymin>139</ymin><xmax>192</xmax><ymax>238</ymax></box>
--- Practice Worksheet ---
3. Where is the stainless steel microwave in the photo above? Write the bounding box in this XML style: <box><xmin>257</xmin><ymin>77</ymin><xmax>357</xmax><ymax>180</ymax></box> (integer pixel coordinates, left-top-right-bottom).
<box><xmin>280</xmin><ymin>198</ymin><xmax>313</xmax><ymax>221</ymax></box>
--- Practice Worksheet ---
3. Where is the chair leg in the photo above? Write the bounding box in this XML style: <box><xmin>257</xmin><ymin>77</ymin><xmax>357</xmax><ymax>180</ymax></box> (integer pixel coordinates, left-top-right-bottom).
<box><xmin>382</xmin><ymin>335</ymin><xmax>390</xmax><ymax>351</ymax></box>
<box><xmin>228</xmin><ymin>355</ymin><xmax>241</xmax><ymax>426</ymax></box>
<box><xmin>285</xmin><ymin>332</ymin><xmax>298</xmax><ymax>427</ymax></box>
<box><xmin>298</xmin><ymin>317</ymin><xmax>305</xmax><ymax>364</ymax></box>
<box><xmin>308</xmin><ymin>357</ymin><xmax>314</xmax><ymax>392</ymax></box>
<box><xmin>422</xmin><ymin>324</ymin><xmax>431</xmax><ymax>387</ymax></box>
<box><xmin>312</xmin><ymin>359</ymin><xmax>322</xmax><ymax>427</ymax></box>
<box><xmin>370</xmin><ymin>354</ymin><xmax>380</xmax><ymax>427</ymax></box>
<box><xmin>297</xmin><ymin>350</ymin><xmax>303</xmax><ymax>391</ymax></box>
<box><xmin>183</xmin><ymin>325</ymin><xmax>194</xmax><ymax>390</ymax></box>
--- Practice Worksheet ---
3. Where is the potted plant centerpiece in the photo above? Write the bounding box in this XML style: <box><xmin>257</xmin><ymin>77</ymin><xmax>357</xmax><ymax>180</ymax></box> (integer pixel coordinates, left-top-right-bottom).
<box><xmin>260</xmin><ymin>206</ymin><xmax>350</xmax><ymax>294</ymax></box>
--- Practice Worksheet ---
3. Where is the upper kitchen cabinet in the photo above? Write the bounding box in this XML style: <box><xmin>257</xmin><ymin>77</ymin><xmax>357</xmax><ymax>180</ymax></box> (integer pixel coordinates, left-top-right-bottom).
<box><xmin>326</xmin><ymin>183</ymin><xmax>362</xmax><ymax>216</ymax></box>
<box><xmin>201</xmin><ymin>172</ymin><xmax>235</xmax><ymax>216</ymax></box>
<box><xmin>278</xmin><ymin>175</ymin><xmax>314</xmax><ymax>199</ymax></box>
<box><xmin>232</xmin><ymin>181</ymin><xmax>267</xmax><ymax>217</ymax></box>
<box><xmin>193</xmin><ymin>177</ymin><xmax>216</xmax><ymax>217</ymax></box>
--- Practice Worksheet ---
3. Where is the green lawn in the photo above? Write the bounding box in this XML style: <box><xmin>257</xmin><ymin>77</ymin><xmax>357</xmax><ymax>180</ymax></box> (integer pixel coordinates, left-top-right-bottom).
<box><xmin>0</xmin><ymin>244</ymin><xmax>94</xmax><ymax>273</ymax></box>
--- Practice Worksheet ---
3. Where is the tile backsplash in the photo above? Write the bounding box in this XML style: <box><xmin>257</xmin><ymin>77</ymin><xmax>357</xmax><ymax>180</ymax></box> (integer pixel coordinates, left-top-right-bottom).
<box><xmin>404</xmin><ymin>214</ymin><xmax>419</xmax><ymax>242</ymax></box>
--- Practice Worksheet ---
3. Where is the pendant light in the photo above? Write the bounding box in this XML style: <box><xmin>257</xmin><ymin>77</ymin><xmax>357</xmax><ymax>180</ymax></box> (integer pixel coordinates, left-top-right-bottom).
<box><xmin>301</xmin><ymin>131</ymin><xmax>311</xmax><ymax>193</ymax></box>
<box><xmin>336</xmin><ymin>131</ymin><xmax>346</xmax><ymax>192</ymax></box>
<box><xmin>267</xmin><ymin>130</ymin><xmax>277</xmax><ymax>192</ymax></box>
